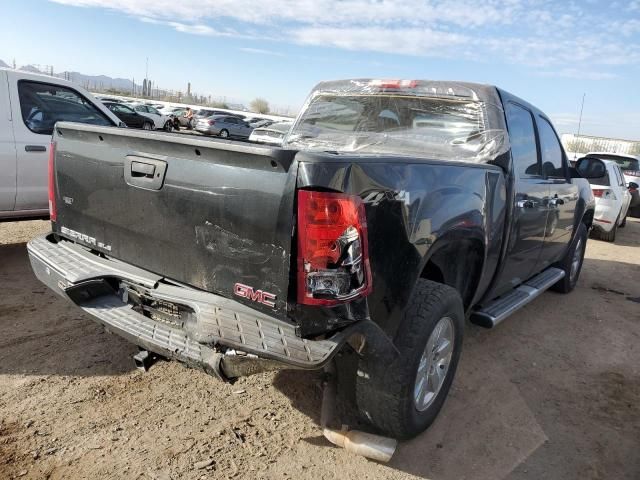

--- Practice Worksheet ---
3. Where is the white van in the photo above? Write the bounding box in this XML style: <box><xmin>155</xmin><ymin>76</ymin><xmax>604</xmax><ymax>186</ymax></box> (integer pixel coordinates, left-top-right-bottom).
<box><xmin>0</xmin><ymin>68</ymin><xmax>120</xmax><ymax>220</ymax></box>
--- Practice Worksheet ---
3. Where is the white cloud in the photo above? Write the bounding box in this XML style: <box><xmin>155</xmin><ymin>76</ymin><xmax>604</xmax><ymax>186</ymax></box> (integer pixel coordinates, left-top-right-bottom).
<box><xmin>238</xmin><ymin>47</ymin><xmax>285</xmax><ymax>56</ymax></box>
<box><xmin>537</xmin><ymin>69</ymin><xmax>618</xmax><ymax>81</ymax></box>
<box><xmin>50</xmin><ymin>0</ymin><xmax>640</xmax><ymax>76</ymax></box>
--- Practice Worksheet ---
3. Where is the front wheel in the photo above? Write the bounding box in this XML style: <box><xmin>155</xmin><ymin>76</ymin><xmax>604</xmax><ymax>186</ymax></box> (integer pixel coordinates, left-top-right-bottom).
<box><xmin>551</xmin><ymin>222</ymin><xmax>587</xmax><ymax>293</ymax></box>
<box><xmin>356</xmin><ymin>280</ymin><xmax>464</xmax><ymax>439</ymax></box>
<box><xmin>219</xmin><ymin>129</ymin><xmax>229</xmax><ymax>139</ymax></box>
<box><xmin>164</xmin><ymin>121</ymin><xmax>173</xmax><ymax>132</ymax></box>
<box><xmin>142</xmin><ymin>121</ymin><xmax>153</xmax><ymax>130</ymax></box>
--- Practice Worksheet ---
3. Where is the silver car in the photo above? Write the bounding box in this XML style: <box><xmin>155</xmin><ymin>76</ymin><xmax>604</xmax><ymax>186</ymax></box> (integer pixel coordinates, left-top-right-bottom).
<box><xmin>195</xmin><ymin>114</ymin><xmax>253</xmax><ymax>139</ymax></box>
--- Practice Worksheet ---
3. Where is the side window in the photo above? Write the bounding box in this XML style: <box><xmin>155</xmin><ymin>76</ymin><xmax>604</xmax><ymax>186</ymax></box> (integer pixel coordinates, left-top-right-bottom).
<box><xmin>18</xmin><ymin>81</ymin><xmax>112</xmax><ymax>135</ymax></box>
<box><xmin>148</xmin><ymin>107</ymin><xmax>160</xmax><ymax>115</ymax></box>
<box><xmin>505</xmin><ymin>103</ymin><xmax>539</xmax><ymax>178</ymax></box>
<box><xmin>537</xmin><ymin>116</ymin><xmax>565</xmax><ymax>178</ymax></box>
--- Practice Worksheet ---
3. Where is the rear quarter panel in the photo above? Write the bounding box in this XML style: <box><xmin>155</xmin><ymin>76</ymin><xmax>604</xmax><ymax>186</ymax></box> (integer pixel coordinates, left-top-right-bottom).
<box><xmin>296</xmin><ymin>153</ymin><xmax>507</xmax><ymax>338</ymax></box>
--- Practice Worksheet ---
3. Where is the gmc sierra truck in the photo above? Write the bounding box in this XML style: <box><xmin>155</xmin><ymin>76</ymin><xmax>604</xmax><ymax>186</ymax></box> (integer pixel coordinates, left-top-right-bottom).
<box><xmin>28</xmin><ymin>79</ymin><xmax>600</xmax><ymax>440</ymax></box>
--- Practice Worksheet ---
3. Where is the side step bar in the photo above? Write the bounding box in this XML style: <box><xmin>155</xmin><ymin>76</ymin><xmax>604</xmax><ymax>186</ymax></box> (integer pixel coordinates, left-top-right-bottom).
<box><xmin>470</xmin><ymin>267</ymin><xmax>565</xmax><ymax>328</ymax></box>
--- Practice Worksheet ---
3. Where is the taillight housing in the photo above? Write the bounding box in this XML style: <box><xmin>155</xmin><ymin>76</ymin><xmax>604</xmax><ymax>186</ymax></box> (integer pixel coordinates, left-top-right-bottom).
<box><xmin>592</xmin><ymin>188</ymin><xmax>616</xmax><ymax>200</ymax></box>
<box><xmin>208</xmin><ymin>120</ymin><xmax>216</xmax><ymax>126</ymax></box>
<box><xmin>48</xmin><ymin>141</ymin><xmax>57</xmax><ymax>222</ymax></box>
<box><xmin>297</xmin><ymin>190</ymin><xmax>372</xmax><ymax>306</ymax></box>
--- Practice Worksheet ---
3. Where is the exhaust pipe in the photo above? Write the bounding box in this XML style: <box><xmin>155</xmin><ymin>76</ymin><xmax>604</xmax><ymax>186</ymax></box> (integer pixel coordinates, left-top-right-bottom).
<box><xmin>322</xmin><ymin>427</ymin><xmax>397</xmax><ymax>463</ymax></box>
<box><xmin>320</xmin><ymin>361</ymin><xmax>397</xmax><ymax>462</ymax></box>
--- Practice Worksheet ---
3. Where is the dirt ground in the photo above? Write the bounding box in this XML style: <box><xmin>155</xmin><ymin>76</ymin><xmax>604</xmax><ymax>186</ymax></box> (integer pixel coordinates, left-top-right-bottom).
<box><xmin>1</xmin><ymin>219</ymin><xmax>638</xmax><ymax>480</ymax></box>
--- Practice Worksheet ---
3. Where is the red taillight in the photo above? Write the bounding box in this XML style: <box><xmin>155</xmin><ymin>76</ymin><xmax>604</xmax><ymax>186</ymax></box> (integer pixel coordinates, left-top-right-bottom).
<box><xmin>370</xmin><ymin>79</ymin><xmax>418</xmax><ymax>89</ymax></box>
<box><xmin>48</xmin><ymin>141</ymin><xmax>56</xmax><ymax>222</ymax></box>
<box><xmin>297</xmin><ymin>190</ymin><xmax>372</xmax><ymax>306</ymax></box>
<box><xmin>208</xmin><ymin>120</ymin><xmax>216</xmax><ymax>125</ymax></box>
<box><xmin>592</xmin><ymin>189</ymin><xmax>604</xmax><ymax>198</ymax></box>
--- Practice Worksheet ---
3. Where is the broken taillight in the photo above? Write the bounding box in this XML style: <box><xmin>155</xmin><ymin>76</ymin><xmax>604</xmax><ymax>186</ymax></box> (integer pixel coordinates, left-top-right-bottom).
<box><xmin>297</xmin><ymin>190</ymin><xmax>372</xmax><ymax>306</ymax></box>
<box><xmin>48</xmin><ymin>141</ymin><xmax>57</xmax><ymax>222</ymax></box>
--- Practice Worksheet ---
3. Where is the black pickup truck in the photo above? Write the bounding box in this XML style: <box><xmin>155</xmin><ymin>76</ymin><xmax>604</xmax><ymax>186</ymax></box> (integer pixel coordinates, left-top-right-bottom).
<box><xmin>29</xmin><ymin>79</ymin><xmax>600</xmax><ymax>440</ymax></box>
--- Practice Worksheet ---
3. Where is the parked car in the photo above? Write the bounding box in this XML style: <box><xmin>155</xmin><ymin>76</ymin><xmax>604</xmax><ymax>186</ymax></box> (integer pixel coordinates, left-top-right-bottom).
<box><xmin>585</xmin><ymin>152</ymin><xmax>640</xmax><ymax>217</ymax></box>
<box><xmin>0</xmin><ymin>67</ymin><xmax>120</xmax><ymax>220</ymax></box>
<box><xmin>248</xmin><ymin>121</ymin><xmax>292</xmax><ymax>145</ymax></box>
<box><xmin>581</xmin><ymin>158</ymin><xmax>632</xmax><ymax>241</ymax></box>
<box><xmin>195</xmin><ymin>114</ymin><xmax>253</xmax><ymax>138</ymax></box>
<box><xmin>248</xmin><ymin>118</ymin><xmax>275</xmax><ymax>128</ymax></box>
<box><xmin>168</xmin><ymin>108</ymin><xmax>196</xmax><ymax>130</ymax></box>
<box><xmin>31</xmin><ymin>79</ymin><xmax>598</xmax><ymax>445</ymax></box>
<box><xmin>132</xmin><ymin>103</ymin><xmax>173</xmax><ymax>131</ymax></box>
<box><xmin>103</xmin><ymin>102</ymin><xmax>154</xmax><ymax>130</ymax></box>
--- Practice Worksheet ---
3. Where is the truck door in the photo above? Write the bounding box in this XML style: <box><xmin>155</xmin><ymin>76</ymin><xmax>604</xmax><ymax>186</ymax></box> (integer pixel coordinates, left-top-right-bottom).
<box><xmin>535</xmin><ymin>115</ymin><xmax>578</xmax><ymax>268</ymax></box>
<box><xmin>8</xmin><ymin>78</ymin><xmax>113</xmax><ymax>212</ymax></box>
<box><xmin>0</xmin><ymin>70</ymin><xmax>17</xmax><ymax>212</ymax></box>
<box><xmin>490</xmin><ymin>102</ymin><xmax>550</xmax><ymax>298</ymax></box>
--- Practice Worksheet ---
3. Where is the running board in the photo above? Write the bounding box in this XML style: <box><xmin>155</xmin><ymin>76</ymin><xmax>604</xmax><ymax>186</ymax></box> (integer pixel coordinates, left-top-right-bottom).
<box><xmin>470</xmin><ymin>267</ymin><xmax>565</xmax><ymax>328</ymax></box>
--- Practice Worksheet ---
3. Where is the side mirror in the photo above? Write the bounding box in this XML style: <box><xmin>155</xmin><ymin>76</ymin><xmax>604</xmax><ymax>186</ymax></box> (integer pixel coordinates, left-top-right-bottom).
<box><xmin>629</xmin><ymin>182</ymin><xmax>639</xmax><ymax>191</ymax></box>
<box><xmin>575</xmin><ymin>157</ymin><xmax>606</xmax><ymax>179</ymax></box>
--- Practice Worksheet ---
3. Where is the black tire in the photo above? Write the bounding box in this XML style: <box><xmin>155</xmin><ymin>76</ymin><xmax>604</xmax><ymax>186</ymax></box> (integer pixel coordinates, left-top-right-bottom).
<box><xmin>551</xmin><ymin>222</ymin><xmax>587</xmax><ymax>293</ymax></box>
<box><xmin>355</xmin><ymin>280</ymin><xmax>464</xmax><ymax>439</ymax></box>
<box><xmin>142</xmin><ymin>121</ymin><xmax>153</xmax><ymax>130</ymax></box>
<box><xmin>591</xmin><ymin>214</ymin><xmax>618</xmax><ymax>242</ymax></box>
<box><xmin>164</xmin><ymin>121</ymin><xmax>173</xmax><ymax>132</ymax></box>
<box><xmin>219</xmin><ymin>129</ymin><xmax>230</xmax><ymax>138</ymax></box>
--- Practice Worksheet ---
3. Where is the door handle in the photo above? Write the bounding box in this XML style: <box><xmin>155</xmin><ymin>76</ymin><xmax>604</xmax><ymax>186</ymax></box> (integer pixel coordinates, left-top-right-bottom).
<box><xmin>131</xmin><ymin>161</ymin><xmax>156</xmax><ymax>177</ymax></box>
<box><xmin>549</xmin><ymin>196</ymin><xmax>565</xmax><ymax>207</ymax></box>
<box><xmin>517</xmin><ymin>199</ymin><xmax>537</xmax><ymax>208</ymax></box>
<box><xmin>25</xmin><ymin>145</ymin><xmax>47</xmax><ymax>152</ymax></box>
<box><xmin>124</xmin><ymin>156</ymin><xmax>167</xmax><ymax>191</ymax></box>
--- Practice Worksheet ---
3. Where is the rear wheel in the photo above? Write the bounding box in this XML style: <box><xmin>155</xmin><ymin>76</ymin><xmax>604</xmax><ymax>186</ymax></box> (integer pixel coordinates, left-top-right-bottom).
<box><xmin>620</xmin><ymin>214</ymin><xmax>627</xmax><ymax>228</ymax></box>
<box><xmin>592</xmin><ymin>215</ymin><xmax>618</xmax><ymax>242</ymax></box>
<box><xmin>551</xmin><ymin>222</ymin><xmax>587</xmax><ymax>293</ymax></box>
<box><xmin>355</xmin><ymin>280</ymin><xmax>464</xmax><ymax>439</ymax></box>
<box><xmin>219</xmin><ymin>129</ymin><xmax>229</xmax><ymax>139</ymax></box>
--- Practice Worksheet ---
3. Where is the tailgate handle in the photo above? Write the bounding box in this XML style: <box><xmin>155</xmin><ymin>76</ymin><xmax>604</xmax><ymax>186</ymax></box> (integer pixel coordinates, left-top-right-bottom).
<box><xmin>124</xmin><ymin>156</ymin><xmax>167</xmax><ymax>191</ymax></box>
<box><xmin>131</xmin><ymin>161</ymin><xmax>156</xmax><ymax>177</ymax></box>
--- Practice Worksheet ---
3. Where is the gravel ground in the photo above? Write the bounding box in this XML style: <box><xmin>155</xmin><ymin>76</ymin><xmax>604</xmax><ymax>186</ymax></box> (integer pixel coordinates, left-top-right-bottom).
<box><xmin>0</xmin><ymin>219</ymin><xmax>638</xmax><ymax>480</ymax></box>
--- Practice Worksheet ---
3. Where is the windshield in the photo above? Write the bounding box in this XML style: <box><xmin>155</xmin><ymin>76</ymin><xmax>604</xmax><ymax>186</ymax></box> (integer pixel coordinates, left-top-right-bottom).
<box><xmin>284</xmin><ymin>93</ymin><xmax>506</xmax><ymax>161</ymax></box>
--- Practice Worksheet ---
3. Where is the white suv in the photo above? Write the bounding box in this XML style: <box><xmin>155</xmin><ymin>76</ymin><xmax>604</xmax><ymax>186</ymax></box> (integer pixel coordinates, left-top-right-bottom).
<box><xmin>588</xmin><ymin>159</ymin><xmax>632</xmax><ymax>242</ymax></box>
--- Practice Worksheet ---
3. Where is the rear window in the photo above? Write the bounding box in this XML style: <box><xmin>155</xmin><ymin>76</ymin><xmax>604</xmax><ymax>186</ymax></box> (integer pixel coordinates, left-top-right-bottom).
<box><xmin>587</xmin><ymin>154</ymin><xmax>639</xmax><ymax>172</ymax></box>
<box><xmin>285</xmin><ymin>93</ymin><xmax>507</xmax><ymax>162</ymax></box>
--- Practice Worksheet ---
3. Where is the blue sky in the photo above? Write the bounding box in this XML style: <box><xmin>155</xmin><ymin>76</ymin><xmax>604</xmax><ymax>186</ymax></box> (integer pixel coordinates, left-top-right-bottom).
<box><xmin>1</xmin><ymin>0</ymin><xmax>639</xmax><ymax>138</ymax></box>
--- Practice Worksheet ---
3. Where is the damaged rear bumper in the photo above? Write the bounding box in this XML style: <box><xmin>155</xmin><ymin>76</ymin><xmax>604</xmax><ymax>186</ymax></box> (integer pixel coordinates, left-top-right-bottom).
<box><xmin>27</xmin><ymin>234</ymin><xmax>370</xmax><ymax>380</ymax></box>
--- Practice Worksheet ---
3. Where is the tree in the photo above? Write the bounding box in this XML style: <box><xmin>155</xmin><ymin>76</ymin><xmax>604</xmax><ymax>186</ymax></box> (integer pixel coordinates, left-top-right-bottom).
<box><xmin>250</xmin><ymin>98</ymin><xmax>270</xmax><ymax>114</ymax></box>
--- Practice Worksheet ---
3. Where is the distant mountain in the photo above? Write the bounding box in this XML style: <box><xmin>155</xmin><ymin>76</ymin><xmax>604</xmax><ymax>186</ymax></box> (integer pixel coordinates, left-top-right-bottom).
<box><xmin>56</xmin><ymin>71</ymin><xmax>138</xmax><ymax>92</ymax></box>
<box><xmin>18</xmin><ymin>64</ymin><xmax>44</xmax><ymax>74</ymax></box>
<box><xmin>1</xmin><ymin>62</ymin><xmax>138</xmax><ymax>92</ymax></box>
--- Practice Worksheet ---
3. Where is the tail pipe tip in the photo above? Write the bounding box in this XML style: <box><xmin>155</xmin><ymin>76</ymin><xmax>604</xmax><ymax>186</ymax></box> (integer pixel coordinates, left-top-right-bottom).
<box><xmin>322</xmin><ymin>427</ymin><xmax>397</xmax><ymax>463</ymax></box>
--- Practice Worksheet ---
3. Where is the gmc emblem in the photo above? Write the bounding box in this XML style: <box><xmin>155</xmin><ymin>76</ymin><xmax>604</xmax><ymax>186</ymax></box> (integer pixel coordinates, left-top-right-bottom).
<box><xmin>234</xmin><ymin>283</ymin><xmax>277</xmax><ymax>308</ymax></box>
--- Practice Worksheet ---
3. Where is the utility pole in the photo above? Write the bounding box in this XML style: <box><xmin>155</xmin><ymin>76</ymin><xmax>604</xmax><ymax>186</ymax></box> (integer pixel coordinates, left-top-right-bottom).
<box><xmin>575</xmin><ymin>93</ymin><xmax>586</xmax><ymax>158</ymax></box>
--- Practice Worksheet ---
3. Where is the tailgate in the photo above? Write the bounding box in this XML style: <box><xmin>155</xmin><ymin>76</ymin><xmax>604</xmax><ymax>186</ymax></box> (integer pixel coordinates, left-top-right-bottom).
<box><xmin>51</xmin><ymin>123</ymin><xmax>298</xmax><ymax>318</ymax></box>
